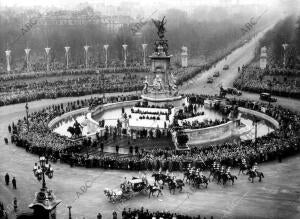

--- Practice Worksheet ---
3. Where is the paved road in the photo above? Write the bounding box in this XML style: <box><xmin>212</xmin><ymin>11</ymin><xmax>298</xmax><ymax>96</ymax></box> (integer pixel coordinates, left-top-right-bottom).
<box><xmin>1</xmin><ymin>32</ymin><xmax>300</xmax><ymax>219</ymax></box>
<box><xmin>0</xmin><ymin>95</ymin><xmax>300</xmax><ymax>219</ymax></box>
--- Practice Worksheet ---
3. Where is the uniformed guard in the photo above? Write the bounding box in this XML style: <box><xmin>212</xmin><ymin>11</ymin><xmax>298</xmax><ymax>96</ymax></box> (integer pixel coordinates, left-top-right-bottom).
<box><xmin>226</xmin><ymin>167</ymin><xmax>231</xmax><ymax>178</ymax></box>
<box><xmin>252</xmin><ymin>162</ymin><xmax>258</xmax><ymax>176</ymax></box>
<box><xmin>221</xmin><ymin>165</ymin><xmax>225</xmax><ymax>174</ymax></box>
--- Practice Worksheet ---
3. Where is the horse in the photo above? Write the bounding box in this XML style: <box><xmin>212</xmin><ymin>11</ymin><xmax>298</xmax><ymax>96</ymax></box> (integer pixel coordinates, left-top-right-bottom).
<box><xmin>238</xmin><ymin>163</ymin><xmax>250</xmax><ymax>175</ymax></box>
<box><xmin>67</xmin><ymin>126</ymin><xmax>82</xmax><ymax>138</ymax></box>
<box><xmin>218</xmin><ymin>173</ymin><xmax>238</xmax><ymax>186</ymax></box>
<box><xmin>146</xmin><ymin>185</ymin><xmax>163</xmax><ymax>198</ymax></box>
<box><xmin>183</xmin><ymin>170</ymin><xmax>191</xmax><ymax>183</ymax></box>
<box><xmin>246</xmin><ymin>170</ymin><xmax>264</xmax><ymax>183</ymax></box>
<box><xmin>152</xmin><ymin>173</ymin><xmax>169</xmax><ymax>185</ymax></box>
<box><xmin>168</xmin><ymin>179</ymin><xmax>185</xmax><ymax>194</ymax></box>
<box><xmin>104</xmin><ymin>188</ymin><xmax>116</xmax><ymax>202</ymax></box>
<box><xmin>193</xmin><ymin>175</ymin><xmax>210</xmax><ymax>188</ymax></box>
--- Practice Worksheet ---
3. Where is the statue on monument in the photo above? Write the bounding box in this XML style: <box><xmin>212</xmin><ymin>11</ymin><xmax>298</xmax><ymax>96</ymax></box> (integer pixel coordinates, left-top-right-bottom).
<box><xmin>152</xmin><ymin>74</ymin><xmax>163</xmax><ymax>91</ymax></box>
<box><xmin>152</xmin><ymin>16</ymin><xmax>166</xmax><ymax>39</ymax></box>
<box><xmin>142</xmin><ymin>76</ymin><xmax>149</xmax><ymax>94</ymax></box>
<box><xmin>152</xmin><ymin>16</ymin><xmax>168</xmax><ymax>55</ymax></box>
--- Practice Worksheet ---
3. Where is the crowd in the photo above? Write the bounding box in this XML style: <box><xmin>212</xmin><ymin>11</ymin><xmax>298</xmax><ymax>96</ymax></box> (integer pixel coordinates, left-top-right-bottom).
<box><xmin>9</xmin><ymin>94</ymin><xmax>300</xmax><ymax>172</ymax></box>
<box><xmin>179</xmin><ymin>118</ymin><xmax>230</xmax><ymax>130</ymax></box>
<box><xmin>116</xmin><ymin>207</ymin><xmax>213</xmax><ymax>219</ymax></box>
<box><xmin>0</xmin><ymin>73</ymin><xmax>143</xmax><ymax>106</ymax></box>
<box><xmin>0</xmin><ymin>67</ymin><xmax>150</xmax><ymax>82</ymax></box>
<box><xmin>233</xmin><ymin>66</ymin><xmax>300</xmax><ymax>98</ymax></box>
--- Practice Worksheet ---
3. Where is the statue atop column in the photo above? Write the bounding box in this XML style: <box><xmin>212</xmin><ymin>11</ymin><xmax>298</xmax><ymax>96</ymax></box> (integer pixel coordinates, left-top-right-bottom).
<box><xmin>152</xmin><ymin>16</ymin><xmax>166</xmax><ymax>39</ymax></box>
<box><xmin>152</xmin><ymin>16</ymin><xmax>168</xmax><ymax>55</ymax></box>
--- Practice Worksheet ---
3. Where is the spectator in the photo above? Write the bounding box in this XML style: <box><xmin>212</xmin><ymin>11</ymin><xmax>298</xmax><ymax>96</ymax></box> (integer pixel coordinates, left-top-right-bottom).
<box><xmin>5</xmin><ymin>173</ymin><xmax>9</xmax><ymax>186</ymax></box>
<box><xmin>12</xmin><ymin>177</ymin><xmax>17</xmax><ymax>189</ymax></box>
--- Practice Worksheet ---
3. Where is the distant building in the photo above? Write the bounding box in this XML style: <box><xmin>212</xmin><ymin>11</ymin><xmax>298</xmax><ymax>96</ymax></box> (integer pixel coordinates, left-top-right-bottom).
<box><xmin>260</xmin><ymin>46</ymin><xmax>267</xmax><ymax>69</ymax></box>
<box><xmin>35</xmin><ymin>10</ymin><xmax>134</xmax><ymax>33</ymax></box>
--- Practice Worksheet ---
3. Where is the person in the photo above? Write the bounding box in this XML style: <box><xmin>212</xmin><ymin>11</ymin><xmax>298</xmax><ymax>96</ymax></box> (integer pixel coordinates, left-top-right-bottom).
<box><xmin>213</xmin><ymin>161</ymin><xmax>217</xmax><ymax>170</ymax></box>
<box><xmin>5</xmin><ymin>173</ymin><xmax>9</xmax><ymax>186</ymax></box>
<box><xmin>112</xmin><ymin>211</ymin><xmax>117</xmax><ymax>219</ymax></box>
<box><xmin>4</xmin><ymin>137</ymin><xmax>8</xmax><ymax>144</ymax></box>
<box><xmin>199</xmin><ymin>170</ymin><xmax>204</xmax><ymax>179</ymax></box>
<box><xmin>13</xmin><ymin>198</ymin><xmax>17</xmax><ymax>212</ymax></box>
<box><xmin>242</xmin><ymin>158</ymin><xmax>247</xmax><ymax>167</ymax></box>
<box><xmin>12</xmin><ymin>177</ymin><xmax>17</xmax><ymax>189</ymax></box>
<box><xmin>252</xmin><ymin>162</ymin><xmax>258</xmax><ymax>176</ymax></box>
<box><xmin>226</xmin><ymin>167</ymin><xmax>231</xmax><ymax>178</ymax></box>
<box><xmin>166</xmin><ymin>169</ymin><xmax>169</xmax><ymax>177</ymax></box>
<box><xmin>97</xmin><ymin>212</ymin><xmax>102</xmax><ymax>219</ymax></box>
<box><xmin>221</xmin><ymin>166</ymin><xmax>226</xmax><ymax>174</ymax></box>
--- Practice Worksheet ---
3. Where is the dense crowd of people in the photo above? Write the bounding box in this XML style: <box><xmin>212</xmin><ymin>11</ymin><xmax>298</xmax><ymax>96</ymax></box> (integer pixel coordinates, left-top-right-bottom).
<box><xmin>117</xmin><ymin>207</ymin><xmax>213</xmax><ymax>219</ymax></box>
<box><xmin>9</xmin><ymin>94</ymin><xmax>300</xmax><ymax>172</ymax></box>
<box><xmin>233</xmin><ymin>66</ymin><xmax>300</xmax><ymax>98</ymax></box>
<box><xmin>0</xmin><ymin>73</ymin><xmax>144</xmax><ymax>106</ymax></box>
<box><xmin>179</xmin><ymin>118</ymin><xmax>230</xmax><ymax>130</ymax></box>
<box><xmin>0</xmin><ymin>67</ymin><xmax>150</xmax><ymax>82</ymax></box>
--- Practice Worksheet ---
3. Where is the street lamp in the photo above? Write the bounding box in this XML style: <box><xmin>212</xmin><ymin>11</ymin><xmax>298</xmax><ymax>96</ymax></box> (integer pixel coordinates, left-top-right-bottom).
<box><xmin>33</xmin><ymin>156</ymin><xmax>54</xmax><ymax>190</ymax></box>
<box><xmin>64</xmin><ymin>46</ymin><xmax>70</xmax><ymax>69</ymax></box>
<box><xmin>25</xmin><ymin>48</ymin><xmax>31</xmax><ymax>72</ymax></box>
<box><xmin>282</xmin><ymin>43</ymin><xmax>288</xmax><ymax>68</ymax></box>
<box><xmin>122</xmin><ymin>44</ymin><xmax>128</xmax><ymax>67</ymax></box>
<box><xmin>67</xmin><ymin>205</ymin><xmax>72</xmax><ymax>219</ymax></box>
<box><xmin>142</xmin><ymin>43</ymin><xmax>147</xmax><ymax>67</ymax></box>
<box><xmin>84</xmin><ymin>45</ymin><xmax>90</xmax><ymax>69</ymax></box>
<box><xmin>25</xmin><ymin>102</ymin><xmax>29</xmax><ymax>132</ymax></box>
<box><xmin>45</xmin><ymin>47</ymin><xmax>51</xmax><ymax>72</ymax></box>
<box><xmin>104</xmin><ymin>44</ymin><xmax>109</xmax><ymax>68</ymax></box>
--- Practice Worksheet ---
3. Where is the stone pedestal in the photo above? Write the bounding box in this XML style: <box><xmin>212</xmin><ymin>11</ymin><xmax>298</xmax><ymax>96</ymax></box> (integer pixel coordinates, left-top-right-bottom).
<box><xmin>181</xmin><ymin>46</ymin><xmax>188</xmax><ymax>68</ymax></box>
<box><xmin>5</xmin><ymin>50</ymin><xmax>11</xmax><ymax>72</ymax></box>
<box><xmin>260</xmin><ymin>46</ymin><xmax>267</xmax><ymax>69</ymax></box>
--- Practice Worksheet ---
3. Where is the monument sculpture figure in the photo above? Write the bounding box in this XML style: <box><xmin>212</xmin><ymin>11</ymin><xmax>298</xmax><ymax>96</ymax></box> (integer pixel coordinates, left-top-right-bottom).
<box><xmin>152</xmin><ymin>16</ymin><xmax>166</xmax><ymax>39</ymax></box>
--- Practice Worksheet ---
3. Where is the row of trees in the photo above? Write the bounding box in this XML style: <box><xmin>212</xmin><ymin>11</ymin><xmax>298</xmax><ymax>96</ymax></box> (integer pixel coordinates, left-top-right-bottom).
<box><xmin>255</xmin><ymin>15</ymin><xmax>300</xmax><ymax>69</ymax></box>
<box><xmin>0</xmin><ymin>6</ymin><xmax>272</xmax><ymax>71</ymax></box>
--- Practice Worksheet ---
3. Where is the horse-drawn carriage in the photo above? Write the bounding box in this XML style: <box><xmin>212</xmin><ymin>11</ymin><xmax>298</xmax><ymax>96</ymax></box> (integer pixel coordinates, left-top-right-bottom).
<box><xmin>104</xmin><ymin>177</ymin><xmax>147</xmax><ymax>202</ymax></box>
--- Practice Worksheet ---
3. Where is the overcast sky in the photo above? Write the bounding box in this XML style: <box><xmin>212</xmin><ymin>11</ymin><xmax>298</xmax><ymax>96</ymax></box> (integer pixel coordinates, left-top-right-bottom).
<box><xmin>0</xmin><ymin>0</ymin><xmax>298</xmax><ymax>16</ymax></box>
<box><xmin>0</xmin><ymin>0</ymin><xmax>277</xmax><ymax>8</ymax></box>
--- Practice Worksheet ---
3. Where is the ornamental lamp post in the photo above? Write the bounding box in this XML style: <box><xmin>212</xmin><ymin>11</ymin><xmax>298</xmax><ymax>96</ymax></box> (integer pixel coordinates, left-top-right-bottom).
<box><xmin>24</xmin><ymin>48</ymin><xmax>31</xmax><ymax>72</ymax></box>
<box><xmin>5</xmin><ymin>50</ymin><xmax>11</xmax><ymax>72</ymax></box>
<box><xmin>84</xmin><ymin>45</ymin><xmax>90</xmax><ymax>69</ymax></box>
<box><xmin>33</xmin><ymin>156</ymin><xmax>54</xmax><ymax>190</ymax></box>
<box><xmin>45</xmin><ymin>47</ymin><xmax>51</xmax><ymax>72</ymax></box>
<box><xmin>104</xmin><ymin>44</ymin><xmax>109</xmax><ymax>68</ymax></box>
<box><xmin>122</xmin><ymin>44</ymin><xmax>128</xmax><ymax>67</ymax></box>
<box><xmin>64</xmin><ymin>46</ymin><xmax>70</xmax><ymax>69</ymax></box>
<box><xmin>67</xmin><ymin>205</ymin><xmax>72</xmax><ymax>219</ymax></box>
<box><xmin>25</xmin><ymin>102</ymin><xmax>29</xmax><ymax>132</ymax></box>
<box><xmin>282</xmin><ymin>43</ymin><xmax>288</xmax><ymax>68</ymax></box>
<box><xmin>30</xmin><ymin>156</ymin><xmax>60</xmax><ymax>219</ymax></box>
<box><xmin>142</xmin><ymin>43</ymin><xmax>147</xmax><ymax>67</ymax></box>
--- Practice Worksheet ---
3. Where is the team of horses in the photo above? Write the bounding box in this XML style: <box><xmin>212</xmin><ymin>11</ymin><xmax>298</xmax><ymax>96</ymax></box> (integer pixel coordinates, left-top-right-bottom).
<box><xmin>105</xmin><ymin>163</ymin><xmax>265</xmax><ymax>203</ymax></box>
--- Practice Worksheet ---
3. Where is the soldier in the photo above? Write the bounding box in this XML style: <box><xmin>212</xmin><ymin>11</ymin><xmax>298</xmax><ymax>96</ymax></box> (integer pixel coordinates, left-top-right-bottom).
<box><xmin>226</xmin><ymin>167</ymin><xmax>231</xmax><ymax>178</ymax></box>
<box><xmin>252</xmin><ymin>162</ymin><xmax>259</xmax><ymax>176</ymax></box>
<box><xmin>13</xmin><ymin>197</ymin><xmax>17</xmax><ymax>212</ymax></box>
<box><xmin>221</xmin><ymin>166</ymin><xmax>226</xmax><ymax>175</ymax></box>
<box><xmin>242</xmin><ymin>157</ymin><xmax>247</xmax><ymax>167</ymax></box>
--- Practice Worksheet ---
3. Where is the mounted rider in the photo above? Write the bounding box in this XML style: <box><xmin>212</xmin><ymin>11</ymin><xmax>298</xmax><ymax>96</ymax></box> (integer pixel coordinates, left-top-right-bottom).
<box><xmin>221</xmin><ymin>165</ymin><xmax>226</xmax><ymax>174</ymax></box>
<box><xmin>213</xmin><ymin>161</ymin><xmax>217</xmax><ymax>171</ymax></box>
<box><xmin>252</xmin><ymin>162</ymin><xmax>259</xmax><ymax>176</ymax></box>
<box><xmin>242</xmin><ymin>157</ymin><xmax>247</xmax><ymax>168</ymax></box>
<box><xmin>226</xmin><ymin>167</ymin><xmax>232</xmax><ymax>178</ymax></box>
